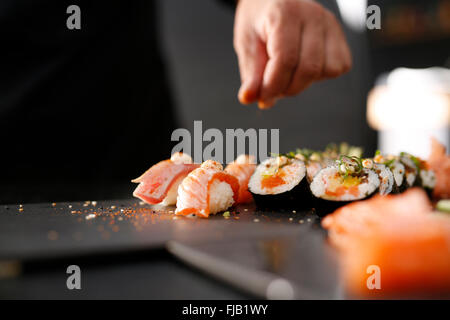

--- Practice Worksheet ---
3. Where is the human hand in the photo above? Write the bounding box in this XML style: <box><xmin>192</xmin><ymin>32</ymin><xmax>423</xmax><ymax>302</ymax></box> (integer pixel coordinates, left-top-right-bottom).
<box><xmin>234</xmin><ymin>0</ymin><xmax>352</xmax><ymax>109</ymax></box>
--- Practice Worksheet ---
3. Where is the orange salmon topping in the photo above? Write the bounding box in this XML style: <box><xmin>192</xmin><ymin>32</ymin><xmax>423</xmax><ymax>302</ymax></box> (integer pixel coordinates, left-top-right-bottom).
<box><xmin>261</xmin><ymin>173</ymin><xmax>285</xmax><ymax>189</ymax></box>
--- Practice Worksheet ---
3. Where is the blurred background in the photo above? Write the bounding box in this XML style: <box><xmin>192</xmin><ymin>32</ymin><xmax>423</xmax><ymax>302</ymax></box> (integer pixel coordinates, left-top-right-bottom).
<box><xmin>0</xmin><ymin>0</ymin><xmax>448</xmax><ymax>203</ymax></box>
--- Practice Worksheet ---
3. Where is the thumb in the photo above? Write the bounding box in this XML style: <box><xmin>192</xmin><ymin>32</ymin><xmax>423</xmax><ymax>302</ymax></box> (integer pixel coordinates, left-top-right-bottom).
<box><xmin>236</xmin><ymin>37</ymin><xmax>268</xmax><ymax>105</ymax></box>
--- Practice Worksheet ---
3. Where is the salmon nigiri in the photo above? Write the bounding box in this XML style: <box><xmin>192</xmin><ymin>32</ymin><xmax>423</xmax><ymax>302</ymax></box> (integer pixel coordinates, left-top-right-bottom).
<box><xmin>132</xmin><ymin>153</ymin><xmax>199</xmax><ymax>205</ymax></box>
<box><xmin>176</xmin><ymin>160</ymin><xmax>239</xmax><ymax>218</ymax></box>
<box><xmin>224</xmin><ymin>154</ymin><xmax>256</xmax><ymax>204</ymax></box>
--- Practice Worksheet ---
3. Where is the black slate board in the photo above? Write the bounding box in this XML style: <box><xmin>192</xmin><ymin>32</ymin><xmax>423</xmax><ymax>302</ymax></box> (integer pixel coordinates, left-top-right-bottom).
<box><xmin>0</xmin><ymin>200</ymin><xmax>323</xmax><ymax>262</ymax></box>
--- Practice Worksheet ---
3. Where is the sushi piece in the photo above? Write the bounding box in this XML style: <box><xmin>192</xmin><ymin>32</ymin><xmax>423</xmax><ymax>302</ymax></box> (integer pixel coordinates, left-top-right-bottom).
<box><xmin>293</xmin><ymin>149</ymin><xmax>325</xmax><ymax>183</ymax></box>
<box><xmin>224</xmin><ymin>154</ymin><xmax>256</xmax><ymax>204</ymax></box>
<box><xmin>248</xmin><ymin>155</ymin><xmax>309</xmax><ymax>209</ymax></box>
<box><xmin>310</xmin><ymin>156</ymin><xmax>380</xmax><ymax>213</ymax></box>
<box><xmin>428</xmin><ymin>137</ymin><xmax>450</xmax><ymax>199</ymax></box>
<box><xmin>132</xmin><ymin>152</ymin><xmax>199</xmax><ymax>205</ymax></box>
<box><xmin>400</xmin><ymin>152</ymin><xmax>436</xmax><ymax>194</ymax></box>
<box><xmin>342</xmin><ymin>216</ymin><xmax>450</xmax><ymax>297</ymax></box>
<box><xmin>176</xmin><ymin>160</ymin><xmax>239</xmax><ymax>218</ymax></box>
<box><xmin>322</xmin><ymin>188</ymin><xmax>432</xmax><ymax>249</ymax></box>
<box><xmin>362</xmin><ymin>159</ymin><xmax>394</xmax><ymax>195</ymax></box>
<box><xmin>399</xmin><ymin>153</ymin><xmax>419</xmax><ymax>188</ymax></box>
<box><xmin>322</xmin><ymin>189</ymin><xmax>450</xmax><ymax>297</ymax></box>
<box><xmin>374</xmin><ymin>153</ymin><xmax>407</xmax><ymax>193</ymax></box>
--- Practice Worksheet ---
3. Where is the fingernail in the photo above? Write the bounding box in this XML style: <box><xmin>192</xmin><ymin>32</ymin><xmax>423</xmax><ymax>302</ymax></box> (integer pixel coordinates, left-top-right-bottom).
<box><xmin>258</xmin><ymin>98</ymin><xmax>275</xmax><ymax>109</ymax></box>
<box><xmin>239</xmin><ymin>88</ymin><xmax>255</xmax><ymax>105</ymax></box>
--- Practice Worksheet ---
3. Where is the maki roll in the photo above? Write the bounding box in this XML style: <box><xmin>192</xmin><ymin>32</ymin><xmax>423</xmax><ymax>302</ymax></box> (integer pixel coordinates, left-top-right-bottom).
<box><xmin>399</xmin><ymin>153</ymin><xmax>419</xmax><ymax>188</ymax></box>
<box><xmin>248</xmin><ymin>155</ymin><xmax>310</xmax><ymax>209</ymax></box>
<box><xmin>374</xmin><ymin>153</ymin><xmax>407</xmax><ymax>193</ymax></box>
<box><xmin>361</xmin><ymin>159</ymin><xmax>394</xmax><ymax>195</ymax></box>
<box><xmin>400</xmin><ymin>152</ymin><xmax>436</xmax><ymax>195</ymax></box>
<box><xmin>310</xmin><ymin>156</ymin><xmax>380</xmax><ymax>213</ymax></box>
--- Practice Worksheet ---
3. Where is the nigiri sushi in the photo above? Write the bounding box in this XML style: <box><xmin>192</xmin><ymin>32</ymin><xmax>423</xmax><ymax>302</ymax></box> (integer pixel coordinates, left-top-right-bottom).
<box><xmin>224</xmin><ymin>154</ymin><xmax>256</xmax><ymax>204</ymax></box>
<box><xmin>132</xmin><ymin>152</ymin><xmax>199</xmax><ymax>205</ymax></box>
<box><xmin>176</xmin><ymin>160</ymin><xmax>239</xmax><ymax>218</ymax></box>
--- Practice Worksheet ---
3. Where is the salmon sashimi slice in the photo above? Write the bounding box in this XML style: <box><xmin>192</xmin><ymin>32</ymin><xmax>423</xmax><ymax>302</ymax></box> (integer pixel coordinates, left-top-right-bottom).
<box><xmin>132</xmin><ymin>153</ymin><xmax>199</xmax><ymax>205</ymax></box>
<box><xmin>322</xmin><ymin>188</ymin><xmax>432</xmax><ymax>249</ymax></box>
<box><xmin>342</xmin><ymin>215</ymin><xmax>450</xmax><ymax>297</ymax></box>
<box><xmin>224</xmin><ymin>154</ymin><xmax>256</xmax><ymax>204</ymax></box>
<box><xmin>428</xmin><ymin>137</ymin><xmax>450</xmax><ymax>199</ymax></box>
<box><xmin>176</xmin><ymin>160</ymin><xmax>239</xmax><ymax>218</ymax></box>
<box><xmin>322</xmin><ymin>188</ymin><xmax>450</xmax><ymax>297</ymax></box>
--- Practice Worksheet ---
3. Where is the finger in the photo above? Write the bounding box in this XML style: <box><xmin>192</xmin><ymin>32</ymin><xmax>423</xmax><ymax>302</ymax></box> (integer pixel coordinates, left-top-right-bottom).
<box><xmin>322</xmin><ymin>13</ymin><xmax>352</xmax><ymax>79</ymax></box>
<box><xmin>235</xmin><ymin>35</ymin><xmax>268</xmax><ymax>105</ymax></box>
<box><xmin>284</xmin><ymin>20</ymin><xmax>325</xmax><ymax>96</ymax></box>
<box><xmin>259</xmin><ymin>21</ymin><xmax>301</xmax><ymax>105</ymax></box>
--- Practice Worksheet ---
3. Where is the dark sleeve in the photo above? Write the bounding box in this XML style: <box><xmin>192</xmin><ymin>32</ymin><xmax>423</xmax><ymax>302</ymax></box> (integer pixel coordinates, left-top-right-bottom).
<box><xmin>217</xmin><ymin>0</ymin><xmax>237</xmax><ymax>8</ymax></box>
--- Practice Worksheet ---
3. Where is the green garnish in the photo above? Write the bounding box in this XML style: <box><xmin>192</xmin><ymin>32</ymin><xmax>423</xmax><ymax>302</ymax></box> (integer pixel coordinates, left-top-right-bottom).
<box><xmin>384</xmin><ymin>159</ymin><xmax>395</xmax><ymax>168</ymax></box>
<box><xmin>270</xmin><ymin>152</ymin><xmax>296</xmax><ymax>159</ymax></box>
<box><xmin>436</xmin><ymin>200</ymin><xmax>450</xmax><ymax>213</ymax></box>
<box><xmin>337</xmin><ymin>155</ymin><xmax>364</xmax><ymax>177</ymax></box>
<box><xmin>223</xmin><ymin>211</ymin><xmax>230</xmax><ymax>217</ymax></box>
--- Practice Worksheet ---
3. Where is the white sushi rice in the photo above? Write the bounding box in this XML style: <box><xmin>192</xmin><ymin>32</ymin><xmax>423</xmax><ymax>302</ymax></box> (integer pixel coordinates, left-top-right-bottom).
<box><xmin>208</xmin><ymin>180</ymin><xmax>235</xmax><ymax>214</ymax></box>
<box><xmin>390</xmin><ymin>161</ymin><xmax>405</xmax><ymax>187</ymax></box>
<box><xmin>420</xmin><ymin>169</ymin><xmax>436</xmax><ymax>189</ymax></box>
<box><xmin>373</xmin><ymin>163</ymin><xmax>394</xmax><ymax>195</ymax></box>
<box><xmin>400</xmin><ymin>156</ymin><xmax>418</xmax><ymax>187</ymax></box>
<box><xmin>311</xmin><ymin>167</ymin><xmax>380</xmax><ymax>201</ymax></box>
<box><xmin>248</xmin><ymin>158</ymin><xmax>306</xmax><ymax>195</ymax></box>
<box><xmin>306</xmin><ymin>161</ymin><xmax>322</xmax><ymax>182</ymax></box>
<box><xmin>161</xmin><ymin>175</ymin><xmax>185</xmax><ymax>206</ymax></box>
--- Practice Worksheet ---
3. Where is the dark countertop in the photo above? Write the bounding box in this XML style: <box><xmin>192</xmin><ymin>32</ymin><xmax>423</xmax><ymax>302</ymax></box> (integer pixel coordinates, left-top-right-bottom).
<box><xmin>0</xmin><ymin>200</ymin><xmax>330</xmax><ymax>299</ymax></box>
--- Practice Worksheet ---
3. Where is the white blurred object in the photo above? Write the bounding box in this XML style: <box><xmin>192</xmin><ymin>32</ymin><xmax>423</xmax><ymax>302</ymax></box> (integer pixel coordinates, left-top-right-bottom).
<box><xmin>336</xmin><ymin>0</ymin><xmax>368</xmax><ymax>32</ymax></box>
<box><xmin>368</xmin><ymin>67</ymin><xmax>450</xmax><ymax>158</ymax></box>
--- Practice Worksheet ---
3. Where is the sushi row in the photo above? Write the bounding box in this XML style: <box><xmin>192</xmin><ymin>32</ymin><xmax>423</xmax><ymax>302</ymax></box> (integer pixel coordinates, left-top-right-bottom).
<box><xmin>132</xmin><ymin>144</ymin><xmax>436</xmax><ymax>217</ymax></box>
<box><xmin>249</xmin><ymin>148</ymin><xmax>436</xmax><ymax>213</ymax></box>
<box><xmin>132</xmin><ymin>152</ymin><xmax>256</xmax><ymax>218</ymax></box>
